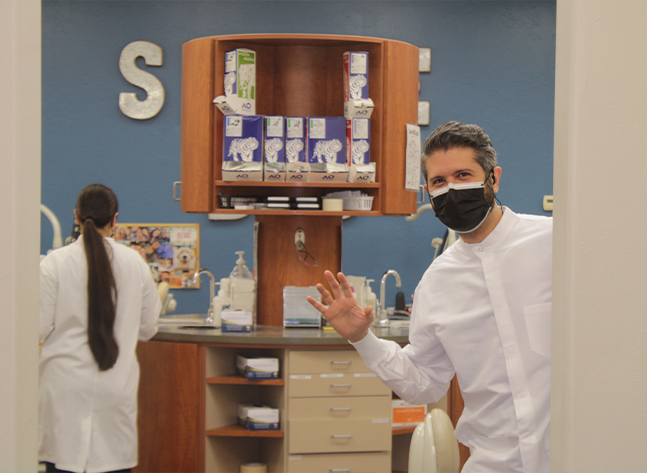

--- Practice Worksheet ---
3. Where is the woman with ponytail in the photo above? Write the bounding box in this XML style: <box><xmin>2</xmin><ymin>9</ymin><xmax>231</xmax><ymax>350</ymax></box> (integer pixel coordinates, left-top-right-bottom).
<box><xmin>39</xmin><ymin>184</ymin><xmax>160</xmax><ymax>473</ymax></box>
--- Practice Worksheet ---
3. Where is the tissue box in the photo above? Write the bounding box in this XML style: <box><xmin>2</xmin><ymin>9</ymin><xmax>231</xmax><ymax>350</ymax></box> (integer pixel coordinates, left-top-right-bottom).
<box><xmin>221</xmin><ymin>309</ymin><xmax>253</xmax><ymax>332</ymax></box>
<box><xmin>343</xmin><ymin>51</ymin><xmax>369</xmax><ymax>101</ymax></box>
<box><xmin>264</xmin><ymin>116</ymin><xmax>285</xmax><ymax>182</ymax></box>
<box><xmin>285</xmin><ymin>117</ymin><xmax>308</xmax><ymax>182</ymax></box>
<box><xmin>236</xmin><ymin>355</ymin><xmax>279</xmax><ymax>380</ymax></box>
<box><xmin>238</xmin><ymin>404</ymin><xmax>280</xmax><ymax>431</ymax></box>
<box><xmin>222</xmin><ymin>115</ymin><xmax>263</xmax><ymax>181</ymax></box>
<box><xmin>283</xmin><ymin>286</ymin><xmax>321</xmax><ymax>327</ymax></box>
<box><xmin>307</xmin><ymin>117</ymin><xmax>348</xmax><ymax>182</ymax></box>
<box><xmin>224</xmin><ymin>48</ymin><xmax>256</xmax><ymax>115</ymax></box>
<box><xmin>392</xmin><ymin>400</ymin><xmax>427</xmax><ymax>427</ymax></box>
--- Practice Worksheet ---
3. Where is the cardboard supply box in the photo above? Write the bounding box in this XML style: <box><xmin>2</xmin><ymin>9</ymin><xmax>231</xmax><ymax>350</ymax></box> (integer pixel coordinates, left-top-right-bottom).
<box><xmin>346</xmin><ymin>118</ymin><xmax>375</xmax><ymax>183</ymax></box>
<box><xmin>221</xmin><ymin>309</ymin><xmax>253</xmax><ymax>333</ymax></box>
<box><xmin>307</xmin><ymin>117</ymin><xmax>348</xmax><ymax>182</ymax></box>
<box><xmin>238</xmin><ymin>404</ymin><xmax>280</xmax><ymax>431</ymax></box>
<box><xmin>223</xmin><ymin>48</ymin><xmax>256</xmax><ymax>115</ymax></box>
<box><xmin>392</xmin><ymin>400</ymin><xmax>428</xmax><ymax>427</ymax></box>
<box><xmin>285</xmin><ymin>117</ymin><xmax>308</xmax><ymax>182</ymax></box>
<box><xmin>222</xmin><ymin>115</ymin><xmax>263</xmax><ymax>181</ymax></box>
<box><xmin>263</xmin><ymin>116</ymin><xmax>285</xmax><ymax>182</ymax></box>
<box><xmin>343</xmin><ymin>51</ymin><xmax>369</xmax><ymax>102</ymax></box>
<box><xmin>236</xmin><ymin>355</ymin><xmax>279</xmax><ymax>380</ymax></box>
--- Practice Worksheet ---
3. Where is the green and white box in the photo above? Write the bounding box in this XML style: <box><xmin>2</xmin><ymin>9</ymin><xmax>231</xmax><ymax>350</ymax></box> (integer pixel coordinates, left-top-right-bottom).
<box><xmin>236</xmin><ymin>355</ymin><xmax>279</xmax><ymax>380</ymax></box>
<box><xmin>224</xmin><ymin>48</ymin><xmax>256</xmax><ymax>115</ymax></box>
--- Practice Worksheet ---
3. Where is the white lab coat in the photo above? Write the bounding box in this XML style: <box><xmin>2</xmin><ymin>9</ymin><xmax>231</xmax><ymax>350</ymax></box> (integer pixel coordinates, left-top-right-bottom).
<box><xmin>39</xmin><ymin>236</ymin><xmax>160</xmax><ymax>473</ymax></box>
<box><xmin>353</xmin><ymin>208</ymin><xmax>552</xmax><ymax>473</ymax></box>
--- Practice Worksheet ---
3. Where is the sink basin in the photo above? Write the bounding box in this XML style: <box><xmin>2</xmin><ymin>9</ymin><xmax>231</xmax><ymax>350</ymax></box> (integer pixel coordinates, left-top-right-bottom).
<box><xmin>158</xmin><ymin>315</ymin><xmax>205</xmax><ymax>326</ymax></box>
<box><xmin>179</xmin><ymin>325</ymin><xmax>219</xmax><ymax>330</ymax></box>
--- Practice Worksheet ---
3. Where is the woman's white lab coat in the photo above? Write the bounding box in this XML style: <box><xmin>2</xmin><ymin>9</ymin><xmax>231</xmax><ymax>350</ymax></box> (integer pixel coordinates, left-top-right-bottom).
<box><xmin>39</xmin><ymin>236</ymin><xmax>160</xmax><ymax>473</ymax></box>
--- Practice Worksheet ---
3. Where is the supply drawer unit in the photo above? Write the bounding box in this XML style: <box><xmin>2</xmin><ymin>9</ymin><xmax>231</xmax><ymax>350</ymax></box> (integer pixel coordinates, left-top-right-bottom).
<box><xmin>287</xmin><ymin>349</ymin><xmax>392</xmax><ymax>472</ymax></box>
<box><xmin>287</xmin><ymin>451</ymin><xmax>391</xmax><ymax>473</ymax></box>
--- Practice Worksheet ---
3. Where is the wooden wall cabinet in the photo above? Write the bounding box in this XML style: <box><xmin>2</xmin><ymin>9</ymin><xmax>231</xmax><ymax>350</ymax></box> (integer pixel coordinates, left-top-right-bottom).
<box><xmin>180</xmin><ymin>34</ymin><xmax>419</xmax><ymax>217</ymax></box>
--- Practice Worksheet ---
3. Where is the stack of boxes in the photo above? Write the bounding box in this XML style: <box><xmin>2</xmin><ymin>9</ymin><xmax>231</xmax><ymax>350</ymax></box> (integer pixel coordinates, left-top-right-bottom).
<box><xmin>343</xmin><ymin>51</ymin><xmax>375</xmax><ymax>183</ymax></box>
<box><xmin>216</xmin><ymin>48</ymin><xmax>375</xmax><ymax>188</ymax></box>
<box><xmin>236</xmin><ymin>355</ymin><xmax>280</xmax><ymax>431</ymax></box>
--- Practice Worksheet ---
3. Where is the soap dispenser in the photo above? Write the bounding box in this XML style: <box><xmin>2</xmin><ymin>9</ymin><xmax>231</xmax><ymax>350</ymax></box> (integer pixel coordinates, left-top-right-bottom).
<box><xmin>229</xmin><ymin>251</ymin><xmax>256</xmax><ymax>318</ymax></box>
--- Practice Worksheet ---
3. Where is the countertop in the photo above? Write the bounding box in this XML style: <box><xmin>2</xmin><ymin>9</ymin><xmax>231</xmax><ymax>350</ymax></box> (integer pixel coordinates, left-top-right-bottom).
<box><xmin>154</xmin><ymin>315</ymin><xmax>410</xmax><ymax>346</ymax></box>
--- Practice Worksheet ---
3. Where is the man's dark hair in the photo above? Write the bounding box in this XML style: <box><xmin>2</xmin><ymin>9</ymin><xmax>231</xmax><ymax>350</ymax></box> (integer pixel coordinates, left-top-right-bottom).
<box><xmin>421</xmin><ymin>121</ymin><xmax>498</xmax><ymax>183</ymax></box>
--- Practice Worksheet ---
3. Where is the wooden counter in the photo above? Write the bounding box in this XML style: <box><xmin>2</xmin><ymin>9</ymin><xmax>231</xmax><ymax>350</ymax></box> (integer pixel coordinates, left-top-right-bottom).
<box><xmin>152</xmin><ymin>321</ymin><xmax>410</xmax><ymax>346</ymax></box>
<box><xmin>135</xmin><ymin>324</ymin><xmax>412</xmax><ymax>473</ymax></box>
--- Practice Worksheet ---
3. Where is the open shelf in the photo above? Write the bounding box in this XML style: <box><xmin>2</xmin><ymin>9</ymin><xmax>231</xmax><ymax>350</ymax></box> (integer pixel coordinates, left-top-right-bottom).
<box><xmin>392</xmin><ymin>425</ymin><xmax>417</xmax><ymax>436</ymax></box>
<box><xmin>206</xmin><ymin>424</ymin><xmax>284</xmax><ymax>438</ymax></box>
<box><xmin>216</xmin><ymin>181</ymin><xmax>380</xmax><ymax>189</ymax></box>
<box><xmin>207</xmin><ymin>375</ymin><xmax>284</xmax><ymax>386</ymax></box>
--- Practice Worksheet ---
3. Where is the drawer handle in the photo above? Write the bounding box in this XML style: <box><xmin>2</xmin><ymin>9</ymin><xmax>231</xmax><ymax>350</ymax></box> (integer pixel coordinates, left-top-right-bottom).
<box><xmin>330</xmin><ymin>407</ymin><xmax>351</xmax><ymax>411</ymax></box>
<box><xmin>331</xmin><ymin>361</ymin><xmax>352</xmax><ymax>365</ymax></box>
<box><xmin>331</xmin><ymin>384</ymin><xmax>351</xmax><ymax>388</ymax></box>
<box><xmin>330</xmin><ymin>470</ymin><xmax>351</xmax><ymax>472</ymax></box>
<box><xmin>331</xmin><ymin>435</ymin><xmax>352</xmax><ymax>439</ymax></box>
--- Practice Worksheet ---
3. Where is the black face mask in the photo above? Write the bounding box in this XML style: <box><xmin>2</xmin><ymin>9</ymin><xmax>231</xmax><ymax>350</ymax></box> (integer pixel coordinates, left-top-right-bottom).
<box><xmin>428</xmin><ymin>180</ymin><xmax>494</xmax><ymax>233</ymax></box>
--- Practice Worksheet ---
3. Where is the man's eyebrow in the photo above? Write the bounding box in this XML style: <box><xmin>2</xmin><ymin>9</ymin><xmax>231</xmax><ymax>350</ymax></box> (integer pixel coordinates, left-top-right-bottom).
<box><xmin>429</xmin><ymin>168</ymin><xmax>476</xmax><ymax>181</ymax></box>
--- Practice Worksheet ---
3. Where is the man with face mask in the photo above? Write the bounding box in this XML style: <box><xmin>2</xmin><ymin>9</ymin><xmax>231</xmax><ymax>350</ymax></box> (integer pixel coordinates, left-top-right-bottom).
<box><xmin>307</xmin><ymin>121</ymin><xmax>552</xmax><ymax>473</ymax></box>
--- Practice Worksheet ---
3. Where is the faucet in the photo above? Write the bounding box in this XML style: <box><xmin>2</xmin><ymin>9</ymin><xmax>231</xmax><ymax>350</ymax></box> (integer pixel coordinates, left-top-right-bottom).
<box><xmin>193</xmin><ymin>269</ymin><xmax>216</xmax><ymax>325</ymax></box>
<box><xmin>374</xmin><ymin>269</ymin><xmax>401</xmax><ymax>328</ymax></box>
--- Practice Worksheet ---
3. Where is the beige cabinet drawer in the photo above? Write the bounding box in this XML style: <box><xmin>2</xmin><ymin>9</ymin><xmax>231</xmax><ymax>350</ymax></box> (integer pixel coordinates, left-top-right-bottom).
<box><xmin>289</xmin><ymin>396</ymin><xmax>390</xmax><ymax>421</ymax></box>
<box><xmin>287</xmin><ymin>451</ymin><xmax>391</xmax><ymax>473</ymax></box>
<box><xmin>289</xmin><ymin>419</ymin><xmax>392</xmax><ymax>454</ymax></box>
<box><xmin>289</xmin><ymin>373</ymin><xmax>390</xmax><ymax>398</ymax></box>
<box><xmin>289</xmin><ymin>350</ymin><xmax>369</xmax><ymax>374</ymax></box>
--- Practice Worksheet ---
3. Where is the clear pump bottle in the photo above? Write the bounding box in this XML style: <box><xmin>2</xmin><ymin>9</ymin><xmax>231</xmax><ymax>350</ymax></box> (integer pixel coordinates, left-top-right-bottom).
<box><xmin>229</xmin><ymin>251</ymin><xmax>256</xmax><ymax>322</ymax></box>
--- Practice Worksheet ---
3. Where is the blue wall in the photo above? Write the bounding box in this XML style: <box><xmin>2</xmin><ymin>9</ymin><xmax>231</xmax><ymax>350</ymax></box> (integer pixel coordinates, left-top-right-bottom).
<box><xmin>41</xmin><ymin>0</ymin><xmax>556</xmax><ymax>314</ymax></box>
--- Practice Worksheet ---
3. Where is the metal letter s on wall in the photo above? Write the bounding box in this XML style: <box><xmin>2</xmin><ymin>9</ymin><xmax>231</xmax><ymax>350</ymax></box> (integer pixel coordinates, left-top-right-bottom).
<box><xmin>119</xmin><ymin>41</ymin><xmax>165</xmax><ymax>120</ymax></box>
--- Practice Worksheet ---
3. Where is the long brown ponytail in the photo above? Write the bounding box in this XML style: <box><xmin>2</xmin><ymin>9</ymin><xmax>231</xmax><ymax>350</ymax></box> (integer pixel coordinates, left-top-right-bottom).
<box><xmin>76</xmin><ymin>184</ymin><xmax>119</xmax><ymax>371</ymax></box>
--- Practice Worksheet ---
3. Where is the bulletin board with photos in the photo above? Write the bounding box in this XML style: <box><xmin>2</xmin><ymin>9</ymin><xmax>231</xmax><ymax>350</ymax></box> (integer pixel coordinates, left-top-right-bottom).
<box><xmin>114</xmin><ymin>224</ymin><xmax>200</xmax><ymax>289</ymax></box>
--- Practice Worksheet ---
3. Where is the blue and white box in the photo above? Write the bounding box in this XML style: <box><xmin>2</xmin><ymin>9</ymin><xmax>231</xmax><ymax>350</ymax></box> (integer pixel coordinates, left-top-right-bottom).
<box><xmin>238</xmin><ymin>404</ymin><xmax>280</xmax><ymax>431</ymax></box>
<box><xmin>307</xmin><ymin>117</ymin><xmax>348</xmax><ymax>182</ymax></box>
<box><xmin>263</xmin><ymin>116</ymin><xmax>285</xmax><ymax>182</ymax></box>
<box><xmin>236</xmin><ymin>355</ymin><xmax>279</xmax><ymax>380</ymax></box>
<box><xmin>221</xmin><ymin>309</ymin><xmax>253</xmax><ymax>332</ymax></box>
<box><xmin>222</xmin><ymin>115</ymin><xmax>263</xmax><ymax>181</ymax></box>
<box><xmin>343</xmin><ymin>51</ymin><xmax>369</xmax><ymax>101</ymax></box>
<box><xmin>285</xmin><ymin>117</ymin><xmax>308</xmax><ymax>182</ymax></box>
<box><xmin>223</xmin><ymin>48</ymin><xmax>256</xmax><ymax>115</ymax></box>
<box><xmin>347</xmin><ymin>118</ymin><xmax>375</xmax><ymax>183</ymax></box>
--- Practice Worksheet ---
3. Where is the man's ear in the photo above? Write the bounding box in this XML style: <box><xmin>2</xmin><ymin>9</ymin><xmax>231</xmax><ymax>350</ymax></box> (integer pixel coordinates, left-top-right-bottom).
<box><xmin>492</xmin><ymin>166</ymin><xmax>502</xmax><ymax>193</ymax></box>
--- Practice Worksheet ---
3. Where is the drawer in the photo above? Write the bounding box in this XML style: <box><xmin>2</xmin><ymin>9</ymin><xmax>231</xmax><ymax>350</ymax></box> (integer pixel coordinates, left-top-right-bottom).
<box><xmin>287</xmin><ymin>451</ymin><xmax>391</xmax><ymax>473</ymax></box>
<box><xmin>289</xmin><ymin>396</ymin><xmax>390</xmax><ymax>422</ymax></box>
<box><xmin>289</xmin><ymin>373</ymin><xmax>391</xmax><ymax>398</ymax></box>
<box><xmin>288</xmin><ymin>419</ymin><xmax>392</xmax><ymax>454</ymax></box>
<box><xmin>289</xmin><ymin>350</ymin><xmax>369</xmax><ymax>374</ymax></box>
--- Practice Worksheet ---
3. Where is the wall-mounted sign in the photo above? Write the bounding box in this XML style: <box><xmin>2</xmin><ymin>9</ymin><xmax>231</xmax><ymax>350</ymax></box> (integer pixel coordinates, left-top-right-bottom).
<box><xmin>119</xmin><ymin>41</ymin><xmax>165</xmax><ymax>120</ymax></box>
